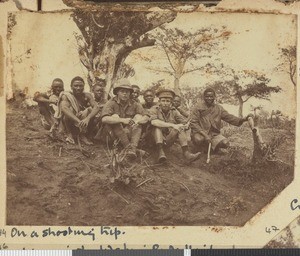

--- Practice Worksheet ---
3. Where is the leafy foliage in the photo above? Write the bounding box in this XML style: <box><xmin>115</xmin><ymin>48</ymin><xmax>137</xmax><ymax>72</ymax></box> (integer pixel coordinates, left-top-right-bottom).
<box><xmin>181</xmin><ymin>85</ymin><xmax>205</xmax><ymax>109</ymax></box>
<box><xmin>71</xmin><ymin>9</ymin><xmax>176</xmax><ymax>96</ymax></box>
<box><xmin>208</xmin><ymin>69</ymin><xmax>281</xmax><ymax>117</ymax></box>
<box><xmin>149</xmin><ymin>25</ymin><xmax>231</xmax><ymax>93</ymax></box>
<box><xmin>142</xmin><ymin>79</ymin><xmax>165</xmax><ymax>95</ymax></box>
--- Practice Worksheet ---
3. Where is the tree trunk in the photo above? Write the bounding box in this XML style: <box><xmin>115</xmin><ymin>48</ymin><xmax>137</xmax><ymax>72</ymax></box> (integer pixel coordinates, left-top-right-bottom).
<box><xmin>238</xmin><ymin>97</ymin><xmax>243</xmax><ymax>118</ymax></box>
<box><xmin>72</xmin><ymin>10</ymin><xmax>177</xmax><ymax>99</ymax></box>
<box><xmin>174</xmin><ymin>76</ymin><xmax>180</xmax><ymax>96</ymax></box>
<box><xmin>252</xmin><ymin>128</ymin><xmax>267</xmax><ymax>163</ymax></box>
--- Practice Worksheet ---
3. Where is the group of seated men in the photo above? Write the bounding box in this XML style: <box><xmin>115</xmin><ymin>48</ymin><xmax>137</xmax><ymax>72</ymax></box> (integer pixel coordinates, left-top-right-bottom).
<box><xmin>33</xmin><ymin>76</ymin><xmax>252</xmax><ymax>164</ymax></box>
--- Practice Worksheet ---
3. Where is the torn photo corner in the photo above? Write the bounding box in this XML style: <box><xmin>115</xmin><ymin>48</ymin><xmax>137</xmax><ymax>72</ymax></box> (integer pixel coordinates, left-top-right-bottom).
<box><xmin>0</xmin><ymin>0</ymin><xmax>300</xmax><ymax>250</ymax></box>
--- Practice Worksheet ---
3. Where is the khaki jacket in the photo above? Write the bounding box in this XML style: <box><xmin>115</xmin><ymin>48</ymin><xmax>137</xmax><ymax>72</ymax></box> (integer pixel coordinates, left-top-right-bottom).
<box><xmin>190</xmin><ymin>101</ymin><xmax>243</xmax><ymax>135</ymax></box>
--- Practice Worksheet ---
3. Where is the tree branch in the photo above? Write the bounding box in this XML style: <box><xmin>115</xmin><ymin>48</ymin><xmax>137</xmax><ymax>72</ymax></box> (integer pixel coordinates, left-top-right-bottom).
<box><xmin>147</xmin><ymin>67</ymin><xmax>174</xmax><ymax>76</ymax></box>
<box><xmin>183</xmin><ymin>67</ymin><xmax>205</xmax><ymax>74</ymax></box>
<box><xmin>242</xmin><ymin>95</ymin><xmax>252</xmax><ymax>103</ymax></box>
<box><xmin>161</xmin><ymin>41</ymin><xmax>176</xmax><ymax>72</ymax></box>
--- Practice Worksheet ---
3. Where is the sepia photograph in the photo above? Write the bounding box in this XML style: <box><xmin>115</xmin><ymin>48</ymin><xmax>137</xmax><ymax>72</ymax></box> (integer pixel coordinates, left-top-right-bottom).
<box><xmin>5</xmin><ymin>0</ymin><xmax>297</xmax><ymax>228</ymax></box>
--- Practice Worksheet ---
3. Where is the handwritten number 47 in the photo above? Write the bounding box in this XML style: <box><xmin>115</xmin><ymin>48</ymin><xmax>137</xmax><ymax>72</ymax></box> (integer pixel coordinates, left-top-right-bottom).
<box><xmin>265</xmin><ymin>226</ymin><xmax>279</xmax><ymax>234</ymax></box>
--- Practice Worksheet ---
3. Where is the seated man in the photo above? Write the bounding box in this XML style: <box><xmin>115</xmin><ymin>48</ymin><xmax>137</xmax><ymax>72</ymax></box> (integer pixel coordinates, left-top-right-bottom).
<box><xmin>173</xmin><ymin>95</ymin><xmax>189</xmax><ymax>118</ymax></box>
<box><xmin>140</xmin><ymin>89</ymin><xmax>157</xmax><ymax>147</ymax></box>
<box><xmin>33</xmin><ymin>78</ymin><xmax>64</xmax><ymax>132</ymax></box>
<box><xmin>149</xmin><ymin>89</ymin><xmax>201</xmax><ymax>163</ymax></box>
<box><xmin>93</xmin><ymin>79</ymin><xmax>106</xmax><ymax>104</ymax></box>
<box><xmin>190</xmin><ymin>88</ymin><xmax>252</xmax><ymax>153</ymax></box>
<box><xmin>92</xmin><ymin>81</ymin><xmax>107</xmax><ymax>140</ymax></box>
<box><xmin>101</xmin><ymin>79</ymin><xmax>148</xmax><ymax>158</ymax></box>
<box><xmin>57</xmin><ymin>76</ymin><xmax>100</xmax><ymax>144</ymax></box>
<box><xmin>131</xmin><ymin>84</ymin><xmax>141</xmax><ymax>102</ymax></box>
<box><xmin>142</xmin><ymin>89</ymin><xmax>156</xmax><ymax>110</ymax></box>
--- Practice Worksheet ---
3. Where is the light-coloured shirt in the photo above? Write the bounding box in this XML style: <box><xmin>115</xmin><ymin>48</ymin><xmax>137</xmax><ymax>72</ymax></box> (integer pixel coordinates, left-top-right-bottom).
<box><xmin>101</xmin><ymin>96</ymin><xmax>145</xmax><ymax>119</ymax></box>
<box><xmin>149</xmin><ymin>105</ymin><xmax>186</xmax><ymax>124</ymax></box>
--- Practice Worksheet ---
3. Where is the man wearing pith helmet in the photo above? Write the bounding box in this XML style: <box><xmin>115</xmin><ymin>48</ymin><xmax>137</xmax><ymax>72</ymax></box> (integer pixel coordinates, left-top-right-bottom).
<box><xmin>101</xmin><ymin>78</ymin><xmax>149</xmax><ymax>158</ymax></box>
<box><xmin>149</xmin><ymin>88</ymin><xmax>201</xmax><ymax>163</ymax></box>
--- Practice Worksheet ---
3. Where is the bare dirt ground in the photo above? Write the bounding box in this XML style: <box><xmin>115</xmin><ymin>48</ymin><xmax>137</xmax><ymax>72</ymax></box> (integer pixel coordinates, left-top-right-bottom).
<box><xmin>6</xmin><ymin>101</ymin><xmax>295</xmax><ymax>226</ymax></box>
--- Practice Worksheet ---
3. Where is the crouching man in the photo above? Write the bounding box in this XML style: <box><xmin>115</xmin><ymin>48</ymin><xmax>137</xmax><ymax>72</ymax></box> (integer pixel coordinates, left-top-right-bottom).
<box><xmin>58</xmin><ymin>76</ymin><xmax>100</xmax><ymax>144</ymax></box>
<box><xmin>101</xmin><ymin>79</ymin><xmax>149</xmax><ymax>158</ymax></box>
<box><xmin>190</xmin><ymin>88</ymin><xmax>252</xmax><ymax>153</ymax></box>
<box><xmin>149</xmin><ymin>89</ymin><xmax>201</xmax><ymax>163</ymax></box>
<box><xmin>33</xmin><ymin>78</ymin><xmax>64</xmax><ymax>132</ymax></box>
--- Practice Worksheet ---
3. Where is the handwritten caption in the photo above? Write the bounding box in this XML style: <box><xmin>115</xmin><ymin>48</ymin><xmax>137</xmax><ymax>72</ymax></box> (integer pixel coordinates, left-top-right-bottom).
<box><xmin>0</xmin><ymin>226</ymin><xmax>125</xmax><ymax>242</ymax></box>
<box><xmin>1</xmin><ymin>243</ymin><xmax>237</xmax><ymax>250</ymax></box>
<box><xmin>0</xmin><ymin>227</ymin><xmax>239</xmax><ymax>250</ymax></box>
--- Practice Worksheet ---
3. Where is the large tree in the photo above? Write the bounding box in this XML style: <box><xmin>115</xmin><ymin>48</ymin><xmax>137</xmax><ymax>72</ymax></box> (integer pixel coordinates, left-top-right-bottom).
<box><xmin>148</xmin><ymin>26</ymin><xmax>231</xmax><ymax>94</ymax></box>
<box><xmin>209</xmin><ymin>69</ymin><xmax>282</xmax><ymax>117</ymax></box>
<box><xmin>64</xmin><ymin>0</ymin><xmax>176</xmax><ymax>97</ymax></box>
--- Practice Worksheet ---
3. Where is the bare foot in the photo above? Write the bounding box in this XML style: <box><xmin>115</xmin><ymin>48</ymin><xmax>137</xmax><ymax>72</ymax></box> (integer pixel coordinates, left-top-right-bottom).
<box><xmin>80</xmin><ymin>135</ymin><xmax>93</xmax><ymax>145</ymax></box>
<box><xmin>65</xmin><ymin>136</ymin><xmax>75</xmax><ymax>144</ymax></box>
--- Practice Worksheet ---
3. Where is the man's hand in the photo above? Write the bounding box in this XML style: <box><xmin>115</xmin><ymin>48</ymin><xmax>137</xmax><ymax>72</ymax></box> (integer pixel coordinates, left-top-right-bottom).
<box><xmin>204</xmin><ymin>134</ymin><xmax>212</xmax><ymax>144</ymax></box>
<box><xmin>128</xmin><ymin>119</ymin><xmax>137</xmax><ymax>127</ymax></box>
<box><xmin>182</xmin><ymin>123</ymin><xmax>189</xmax><ymax>130</ymax></box>
<box><xmin>77</xmin><ymin>117</ymin><xmax>90</xmax><ymax>132</ymax></box>
<box><xmin>243</xmin><ymin>113</ymin><xmax>254</xmax><ymax>122</ymax></box>
<box><xmin>121</xmin><ymin>118</ymin><xmax>132</xmax><ymax>125</ymax></box>
<box><xmin>172</xmin><ymin>123</ymin><xmax>185</xmax><ymax>132</ymax></box>
<box><xmin>49</xmin><ymin>98</ymin><xmax>58</xmax><ymax>105</ymax></box>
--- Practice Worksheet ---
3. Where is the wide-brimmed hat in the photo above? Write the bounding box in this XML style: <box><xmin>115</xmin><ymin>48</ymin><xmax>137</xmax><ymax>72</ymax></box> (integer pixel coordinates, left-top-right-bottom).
<box><xmin>113</xmin><ymin>78</ymin><xmax>134</xmax><ymax>95</ymax></box>
<box><xmin>156</xmin><ymin>89</ymin><xmax>175</xmax><ymax>99</ymax></box>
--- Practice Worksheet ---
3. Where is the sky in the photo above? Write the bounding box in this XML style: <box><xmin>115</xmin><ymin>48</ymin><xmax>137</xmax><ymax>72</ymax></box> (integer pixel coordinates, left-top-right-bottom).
<box><xmin>126</xmin><ymin>11</ymin><xmax>297</xmax><ymax>117</ymax></box>
<box><xmin>8</xmin><ymin>10</ymin><xmax>297</xmax><ymax>117</ymax></box>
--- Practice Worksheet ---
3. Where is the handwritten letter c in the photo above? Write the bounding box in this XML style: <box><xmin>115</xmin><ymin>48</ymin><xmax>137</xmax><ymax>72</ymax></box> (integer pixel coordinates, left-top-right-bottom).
<box><xmin>290</xmin><ymin>199</ymin><xmax>300</xmax><ymax>210</ymax></box>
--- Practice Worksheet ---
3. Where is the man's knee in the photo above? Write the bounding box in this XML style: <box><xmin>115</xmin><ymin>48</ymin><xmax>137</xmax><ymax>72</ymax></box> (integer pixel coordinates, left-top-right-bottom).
<box><xmin>178</xmin><ymin>130</ymin><xmax>188</xmax><ymax>147</ymax></box>
<box><xmin>110</xmin><ymin>123</ymin><xmax>127</xmax><ymax>137</ymax></box>
<box><xmin>165</xmin><ymin>128</ymin><xmax>179</xmax><ymax>145</ymax></box>
<box><xmin>38</xmin><ymin>102</ymin><xmax>51</xmax><ymax>116</ymax></box>
<box><xmin>218</xmin><ymin>138</ymin><xmax>230</xmax><ymax>148</ymax></box>
<box><xmin>192</xmin><ymin>133</ymin><xmax>205</xmax><ymax>145</ymax></box>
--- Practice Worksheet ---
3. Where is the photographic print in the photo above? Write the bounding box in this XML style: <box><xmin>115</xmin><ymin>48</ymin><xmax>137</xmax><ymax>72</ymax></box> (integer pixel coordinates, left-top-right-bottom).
<box><xmin>4</xmin><ymin>1</ymin><xmax>297</xmax><ymax>228</ymax></box>
<box><xmin>0</xmin><ymin>0</ymin><xmax>299</xmax><ymax>250</ymax></box>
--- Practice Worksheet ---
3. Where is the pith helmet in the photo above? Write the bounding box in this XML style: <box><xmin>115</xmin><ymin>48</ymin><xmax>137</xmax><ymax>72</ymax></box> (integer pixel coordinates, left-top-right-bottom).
<box><xmin>113</xmin><ymin>78</ymin><xmax>134</xmax><ymax>95</ymax></box>
<box><xmin>156</xmin><ymin>89</ymin><xmax>176</xmax><ymax>99</ymax></box>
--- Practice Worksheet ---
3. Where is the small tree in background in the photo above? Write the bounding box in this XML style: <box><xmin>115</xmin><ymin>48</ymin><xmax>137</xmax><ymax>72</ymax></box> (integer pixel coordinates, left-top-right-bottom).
<box><xmin>276</xmin><ymin>45</ymin><xmax>296</xmax><ymax>88</ymax></box>
<box><xmin>181</xmin><ymin>85</ymin><xmax>204</xmax><ymax>109</ymax></box>
<box><xmin>143</xmin><ymin>79</ymin><xmax>165</xmax><ymax>94</ymax></box>
<box><xmin>148</xmin><ymin>26</ymin><xmax>231</xmax><ymax>94</ymax></box>
<box><xmin>208</xmin><ymin>69</ymin><xmax>282</xmax><ymax>117</ymax></box>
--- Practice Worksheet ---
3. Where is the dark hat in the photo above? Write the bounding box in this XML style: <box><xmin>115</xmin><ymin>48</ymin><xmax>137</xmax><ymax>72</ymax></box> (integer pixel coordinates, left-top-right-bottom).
<box><xmin>156</xmin><ymin>89</ymin><xmax>175</xmax><ymax>99</ymax></box>
<box><xmin>113</xmin><ymin>79</ymin><xmax>134</xmax><ymax>95</ymax></box>
<box><xmin>203</xmin><ymin>87</ymin><xmax>216</xmax><ymax>96</ymax></box>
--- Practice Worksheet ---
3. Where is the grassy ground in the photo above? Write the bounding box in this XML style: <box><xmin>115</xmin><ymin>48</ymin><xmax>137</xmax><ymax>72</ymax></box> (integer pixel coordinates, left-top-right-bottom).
<box><xmin>6</xmin><ymin>101</ymin><xmax>295</xmax><ymax>226</ymax></box>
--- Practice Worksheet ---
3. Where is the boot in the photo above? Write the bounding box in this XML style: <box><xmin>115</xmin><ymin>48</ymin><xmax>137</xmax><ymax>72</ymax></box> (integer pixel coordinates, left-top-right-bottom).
<box><xmin>126</xmin><ymin>144</ymin><xmax>137</xmax><ymax>159</ymax></box>
<box><xmin>158</xmin><ymin>148</ymin><xmax>167</xmax><ymax>163</ymax></box>
<box><xmin>183</xmin><ymin>151</ymin><xmax>201</xmax><ymax>164</ymax></box>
